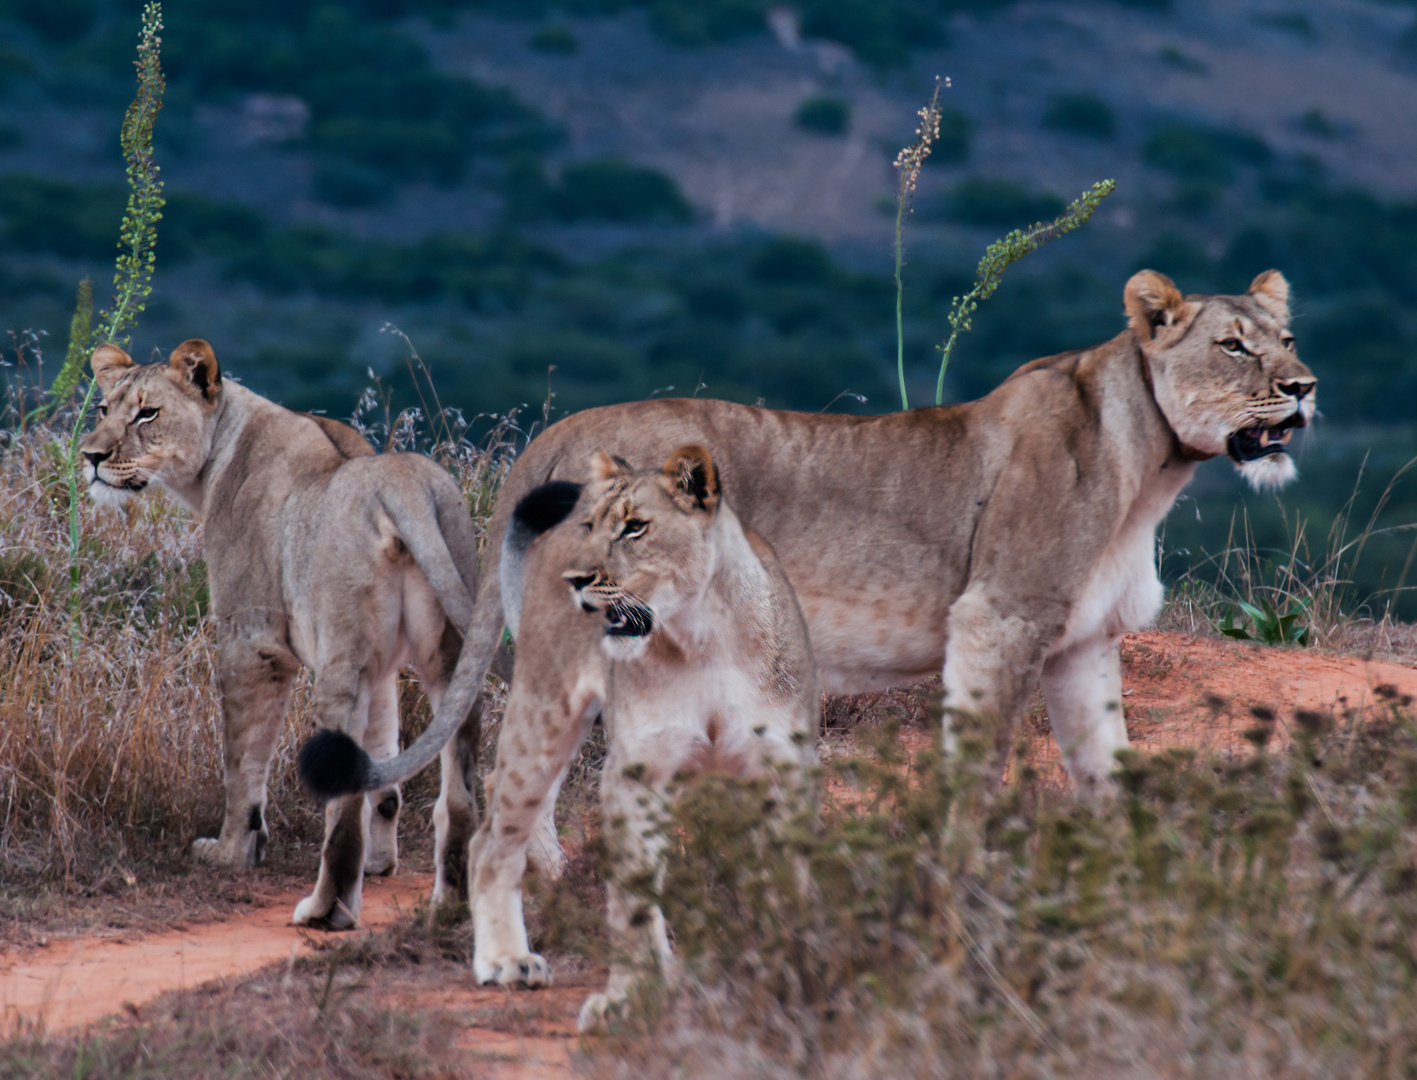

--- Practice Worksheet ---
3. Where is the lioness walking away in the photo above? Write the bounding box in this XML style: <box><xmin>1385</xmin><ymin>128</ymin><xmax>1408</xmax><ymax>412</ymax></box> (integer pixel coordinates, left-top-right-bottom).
<box><xmin>79</xmin><ymin>340</ymin><xmax>508</xmax><ymax>927</ymax></box>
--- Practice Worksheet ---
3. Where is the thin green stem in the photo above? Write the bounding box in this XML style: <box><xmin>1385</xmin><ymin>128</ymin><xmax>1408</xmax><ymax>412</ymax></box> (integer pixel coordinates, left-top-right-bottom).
<box><xmin>894</xmin><ymin>196</ymin><xmax>908</xmax><ymax>411</ymax></box>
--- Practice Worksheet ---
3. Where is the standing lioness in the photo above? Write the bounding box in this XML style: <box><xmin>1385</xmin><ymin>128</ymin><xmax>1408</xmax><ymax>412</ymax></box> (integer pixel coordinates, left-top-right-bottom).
<box><xmin>308</xmin><ymin>269</ymin><xmax>1317</xmax><ymax>816</ymax></box>
<box><xmin>80</xmin><ymin>340</ymin><xmax>493</xmax><ymax>927</ymax></box>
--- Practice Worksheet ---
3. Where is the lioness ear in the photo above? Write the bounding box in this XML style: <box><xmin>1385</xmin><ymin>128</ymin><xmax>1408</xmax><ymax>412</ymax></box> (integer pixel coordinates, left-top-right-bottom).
<box><xmin>90</xmin><ymin>343</ymin><xmax>134</xmax><ymax>392</ymax></box>
<box><xmin>1124</xmin><ymin>270</ymin><xmax>1192</xmax><ymax>343</ymax></box>
<box><xmin>662</xmin><ymin>443</ymin><xmax>719</xmax><ymax>512</ymax></box>
<box><xmin>168</xmin><ymin>339</ymin><xmax>222</xmax><ymax>404</ymax></box>
<box><xmin>1247</xmin><ymin>269</ymin><xmax>1291</xmax><ymax>323</ymax></box>
<box><xmin>590</xmin><ymin>451</ymin><xmax>634</xmax><ymax>484</ymax></box>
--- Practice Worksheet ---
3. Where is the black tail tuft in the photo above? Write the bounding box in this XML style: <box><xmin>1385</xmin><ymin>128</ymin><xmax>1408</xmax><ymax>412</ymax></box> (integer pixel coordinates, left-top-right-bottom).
<box><xmin>298</xmin><ymin>729</ymin><xmax>375</xmax><ymax>799</ymax></box>
<box><xmin>513</xmin><ymin>480</ymin><xmax>582</xmax><ymax>537</ymax></box>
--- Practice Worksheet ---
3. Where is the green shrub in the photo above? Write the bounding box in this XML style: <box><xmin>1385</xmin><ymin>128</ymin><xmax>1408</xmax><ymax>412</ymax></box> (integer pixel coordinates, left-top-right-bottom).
<box><xmin>647</xmin><ymin>0</ymin><xmax>765</xmax><ymax>46</ymax></box>
<box><xmin>529</xmin><ymin>22</ymin><xmax>579</xmax><ymax>53</ymax></box>
<box><xmin>0</xmin><ymin>175</ymin><xmax>123</xmax><ymax>260</ymax></box>
<box><xmin>10</xmin><ymin>0</ymin><xmax>97</xmax><ymax>44</ymax></box>
<box><xmin>944</xmin><ymin>178</ymin><xmax>1065</xmax><ymax>228</ymax></box>
<box><xmin>749</xmin><ymin>237</ymin><xmax>833</xmax><ymax>285</ymax></box>
<box><xmin>1042</xmin><ymin>91</ymin><xmax>1116</xmax><ymax>139</ymax></box>
<box><xmin>794</xmin><ymin>95</ymin><xmax>850</xmax><ymax>136</ymax></box>
<box><xmin>313</xmin><ymin>159</ymin><xmax>396</xmax><ymax>208</ymax></box>
<box><xmin>1142</xmin><ymin>121</ymin><xmax>1271</xmax><ymax>183</ymax></box>
<box><xmin>551</xmin><ymin>158</ymin><xmax>693</xmax><ymax>224</ymax></box>
<box><xmin>799</xmin><ymin>0</ymin><xmax>947</xmax><ymax>68</ymax></box>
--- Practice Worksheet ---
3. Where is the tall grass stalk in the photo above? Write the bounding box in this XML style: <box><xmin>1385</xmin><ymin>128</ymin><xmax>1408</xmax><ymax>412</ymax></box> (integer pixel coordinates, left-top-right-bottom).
<box><xmin>891</xmin><ymin>78</ymin><xmax>945</xmax><ymax>411</ymax></box>
<box><xmin>52</xmin><ymin>3</ymin><xmax>166</xmax><ymax>652</ymax></box>
<box><xmin>934</xmin><ymin>178</ymin><xmax>1115</xmax><ymax>405</ymax></box>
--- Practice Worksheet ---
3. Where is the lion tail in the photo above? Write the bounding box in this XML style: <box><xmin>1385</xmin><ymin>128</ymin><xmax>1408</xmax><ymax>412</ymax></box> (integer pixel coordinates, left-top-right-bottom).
<box><xmin>298</xmin><ymin>475</ymin><xmax>581</xmax><ymax>800</ymax></box>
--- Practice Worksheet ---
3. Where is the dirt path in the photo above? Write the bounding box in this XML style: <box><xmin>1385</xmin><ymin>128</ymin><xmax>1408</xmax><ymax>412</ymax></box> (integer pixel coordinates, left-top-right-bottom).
<box><xmin>0</xmin><ymin>873</ymin><xmax>435</xmax><ymax>1032</ymax></box>
<box><xmin>4</xmin><ymin>632</ymin><xmax>1415</xmax><ymax>1075</ymax></box>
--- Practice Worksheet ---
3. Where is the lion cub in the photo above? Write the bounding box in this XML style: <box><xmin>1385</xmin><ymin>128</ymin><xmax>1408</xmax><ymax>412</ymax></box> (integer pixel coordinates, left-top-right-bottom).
<box><xmin>470</xmin><ymin>444</ymin><xmax>820</xmax><ymax>1031</ymax></box>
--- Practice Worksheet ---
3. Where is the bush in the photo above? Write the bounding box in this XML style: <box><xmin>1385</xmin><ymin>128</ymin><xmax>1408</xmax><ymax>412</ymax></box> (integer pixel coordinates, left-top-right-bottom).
<box><xmin>799</xmin><ymin>0</ymin><xmax>947</xmax><ymax>68</ymax></box>
<box><xmin>944</xmin><ymin>178</ymin><xmax>1065</xmax><ymax>228</ymax></box>
<box><xmin>749</xmin><ymin>237</ymin><xmax>833</xmax><ymax>285</ymax></box>
<box><xmin>794</xmin><ymin>95</ymin><xmax>850</xmax><ymax>137</ymax></box>
<box><xmin>10</xmin><ymin>0</ymin><xmax>96</xmax><ymax>44</ymax></box>
<box><xmin>647</xmin><ymin>0</ymin><xmax>765</xmax><ymax>46</ymax></box>
<box><xmin>1142</xmin><ymin>121</ymin><xmax>1272</xmax><ymax>183</ymax></box>
<box><xmin>550</xmin><ymin>158</ymin><xmax>693</xmax><ymax>224</ymax></box>
<box><xmin>1042</xmin><ymin>92</ymin><xmax>1116</xmax><ymax>139</ymax></box>
<box><xmin>529</xmin><ymin>22</ymin><xmax>579</xmax><ymax>53</ymax></box>
<box><xmin>0</xmin><ymin>175</ymin><xmax>122</xmax><ymax>260</ymax></box>
<box><xmin>313</xmin><ymin>159</ymin><xmax>396</xmax><ymax>208</ymax></box>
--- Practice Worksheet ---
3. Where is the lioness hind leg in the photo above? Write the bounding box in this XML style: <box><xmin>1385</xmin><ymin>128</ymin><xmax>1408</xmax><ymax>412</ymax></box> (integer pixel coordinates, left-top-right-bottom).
<box><xmin>1041</xmin><ymin>634</ymin><xmax>1128</xmax><ymax>801</ymax></box>
<box><xmin>193</xmin><ymin>642</ymin><xmax>296</xmax><ymax>868</ymax></box>
<box><xmin>421</xmin><ymin>619</ymin><xmax>482</xmax><ymax>909</ymax></box>
<box><xmin>363</xmin><ymin>671</ymin><xmax>402</xmax><ymax>877</ymax></box>
<box><xmin>293</xmin><ymin>661</ymin><xmax>373</xmax><ymax>929</ymax></box>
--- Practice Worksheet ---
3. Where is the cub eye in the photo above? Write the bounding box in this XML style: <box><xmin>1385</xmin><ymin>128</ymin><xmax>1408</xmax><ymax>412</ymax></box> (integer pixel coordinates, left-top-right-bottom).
<box><xmin>1219</xmin><ymin>338</ymin><xmax>1247</xmax><ymax>356</ymax></box>
<box><xmin>96</xmin><ymin>404</ymin><xmax>108</xmax><ymax>418</ymax></box>
<box><xmin>135</xmin><ymin>407</ymin><xmax>159</xmax><ymax>424</ymax></box>
<box><xmin>620</xmin><ymin>518</ymin><xmax>649</xmax><ymax>540</ymax></box>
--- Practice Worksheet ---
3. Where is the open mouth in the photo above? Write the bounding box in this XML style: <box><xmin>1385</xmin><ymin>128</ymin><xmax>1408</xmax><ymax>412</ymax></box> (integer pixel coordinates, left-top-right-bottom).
<box><xmin>1227</xmin><ymin>411</ymin><xmax>1305</xmax><ymax>464</ymax></box>
<box><xmin>604</xmin><ymin>598</ymin><xmax>655</xmax><ymax>638</ymax></box>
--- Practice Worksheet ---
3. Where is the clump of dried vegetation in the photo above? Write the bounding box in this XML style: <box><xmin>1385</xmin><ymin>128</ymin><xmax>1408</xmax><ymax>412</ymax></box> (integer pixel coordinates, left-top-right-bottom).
<box><xmin>570</xmin><ymin>692</ymin><xmax>1417</xmax><ymax>1079</ymax></box>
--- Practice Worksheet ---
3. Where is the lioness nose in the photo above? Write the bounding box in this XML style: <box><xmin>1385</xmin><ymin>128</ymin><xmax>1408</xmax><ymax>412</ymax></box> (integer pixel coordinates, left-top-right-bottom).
<box><xmin>1278</xmin><ymin>379</ymin><xmax>1315</xmax><ymax>401</ymax></box>
<box><xmin>563</xmin><ymin>572</ymin><xmax>596</xmax><ymax>590</ymax></box>
<box><xmin>84</xmin><ymin>449</ymin><xmax>111</xmax><ymax>468</ymax></box>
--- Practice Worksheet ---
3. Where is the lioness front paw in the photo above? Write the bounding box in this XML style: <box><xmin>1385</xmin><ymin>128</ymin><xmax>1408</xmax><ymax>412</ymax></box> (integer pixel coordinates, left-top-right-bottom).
<box><xmin>291</xmin><ymin>893</ymin><xmax>358</xmax><ymax>931</ymax></box>
<box><xmin>473</xmin><ymin>950</ymin><xmax>551</xmax><ymax>988</ymax></box>
<box><xmin>577</xmin><ymin>992</ymin><xmax>624</xmax><ymax>1033</ymax></box>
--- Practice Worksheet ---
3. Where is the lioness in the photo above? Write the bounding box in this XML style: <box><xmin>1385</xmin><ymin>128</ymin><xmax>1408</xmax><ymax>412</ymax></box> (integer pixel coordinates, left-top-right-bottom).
<box><xmin>303</xmin><ymin>269</ymin><xmax>1315</xmax><ymax>854</ymax></box>
<box><xmin>79</xmin><ymin>339</ymin><xmax>503</xmax><ymax>927</ymax></box>
<box><xmin>305</xmin><ymin>444</ymin><xmax>820</xmax><ymax>1027</ymax></box>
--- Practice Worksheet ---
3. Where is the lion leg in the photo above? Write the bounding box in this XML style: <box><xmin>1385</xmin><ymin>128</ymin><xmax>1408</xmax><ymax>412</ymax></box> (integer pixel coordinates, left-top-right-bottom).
<box><xmin>940</xmin><ymin>588</ymin><xmax>1055</xmax><ymax>781</ymax></box>
<box><xmin>193</xmin><ymin>642</ymin><xmax>296</xmax><ymax>868</ymax></box>
<box><xmin>293</xmin><ymin>660</ymin><xmax>373</xmax><ymax>929</ymax></box>
<box><xmin>363</xmin><ymin>671</ymin><xmax>402</xmax><ymax>877</ymax></box>
<box><xmin>471</xmin><ymin>691</ymin><xmax>596</xmax><ymax>988</ymax></box>
<box><xmin>431</xmin><ymin>701</ymin><xmax>481</xmax><ymax>908</ymax></box>
<box><xmin>1041</xmin><ymin>634</ymin><xmax>1129</xmax><ymax>801</ymax></box>
<box><xmin>578</xmin><ymin>723</ymin><xmax>685</xmax><ymax>1033</ymax></box>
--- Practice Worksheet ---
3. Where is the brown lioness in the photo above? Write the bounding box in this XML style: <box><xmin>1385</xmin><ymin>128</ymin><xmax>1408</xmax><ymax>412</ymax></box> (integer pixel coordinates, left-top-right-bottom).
<box><xmin>78</xmin><ymin>339</ymin><xmax>524</xmax><ymax>927</ymax></box>
<box><xmin>302</xmin><ymin>268</ymin><xmax>1317</xmax><ymax>885</ymax></box>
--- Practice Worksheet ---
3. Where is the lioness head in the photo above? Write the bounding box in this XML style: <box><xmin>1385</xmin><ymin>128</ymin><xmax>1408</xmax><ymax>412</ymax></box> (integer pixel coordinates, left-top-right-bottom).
<box><xmin>1127</xmin><ymin>269</ymin><xmax>1316</xmax><ymax>491</ymax></box>
<box><xmin>79</xmin><ymin>339</ymin><xmax>222</xmax><ymax>510</ymax></box>
<box><xmin>562</xmin><ymin>444</ymin><xmax>722</xmax><ymax>661</ymax></box>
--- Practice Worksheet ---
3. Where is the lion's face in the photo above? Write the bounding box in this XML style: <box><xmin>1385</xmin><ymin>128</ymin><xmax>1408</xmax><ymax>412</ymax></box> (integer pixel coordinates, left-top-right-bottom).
<box><xmin>562</xmin><ymin>444</ymin><xmax>722</xmax><ymax>661</ymax></box>
<box><xmin>79</xmin><ymin>340</ymin><xmax>223</xmax><ymax>510</ymax></box>
<box><xmin>1127</xmin><ymin>269</ymin><xmax>1317</xmax><ymax>491</ymax></box>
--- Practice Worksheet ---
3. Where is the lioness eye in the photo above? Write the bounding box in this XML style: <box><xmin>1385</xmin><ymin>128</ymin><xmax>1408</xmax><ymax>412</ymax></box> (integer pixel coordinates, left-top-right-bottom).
<box><xmin>1281</xmin><ymin>336</ymin><xmax>1295</xmax><ymax>349</ymax></box>
<box><xmin>1219</xmin><ymin>338</ymin><xmax>1246</xmax><ymax>355</ymax></box>
<box><xmin>621</xmin><ymin>518</ymin><xmax>649</xmax><ymax>540</ymax></box>
<box><xmin>135</xmin><ymin>407</ymin><xmax>159</xmax><ymax>424</ymax></box>
<box><xmin>96</xmin><ymin>404</ymin><xmax>108</xmax><ymax>418</ymax></box>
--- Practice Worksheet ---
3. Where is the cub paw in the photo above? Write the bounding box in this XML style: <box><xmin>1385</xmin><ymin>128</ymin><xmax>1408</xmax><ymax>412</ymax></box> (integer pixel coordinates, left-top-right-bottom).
<box><xmin>577</xmin><ymin>992</ymin><xmax>624</xmax><ymax>1033</ymax></box>
<box><xmin>473</xmin><ymin>951</ymin><xmax>552</xmax><ymax>988</ymax></box>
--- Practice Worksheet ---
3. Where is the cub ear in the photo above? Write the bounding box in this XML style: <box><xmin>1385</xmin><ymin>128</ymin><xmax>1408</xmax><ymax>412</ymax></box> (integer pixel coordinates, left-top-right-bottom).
<box><xmin>1247</xmin><ymin>269</ymin><xmax>1291</xmax><ymax>323</ymax></box>
<box><xmin>168</xmin><ymin>339</ymin><xmax>222</xmax><ymax>404</ymax></box>
<box><xmin>590</xmin><ymin>450</ymin><xmax>634</xmax><ymax>484</ymax></box>
<box><xmin>662</xmin><ymin>443</ymin><xmax>719</xmax><ymax>512</ymax></box>
<box><xmin>90</xmin><ymin>343</ymin><xmax>134</xmax><ymax>392</ymax></box>
<box><xmin>1124</xmin><ymin>270</ymin><xmax>1193</xmax><ymax>343</ymax></box>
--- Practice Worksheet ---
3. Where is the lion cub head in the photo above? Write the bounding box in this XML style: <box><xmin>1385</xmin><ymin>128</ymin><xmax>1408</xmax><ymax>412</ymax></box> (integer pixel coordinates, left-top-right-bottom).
<box><xmin>562</xmin><ymin>444</ymin><xmax>723</xmax><ymax>661</ymax></box>
<box><xmin>1126</xmin><ymin>269</ymin><xmax>1317</xmax><ymax>491</ymax></box>
<box><xmin>79</xmin><ymin>339</ymin><xmax>223</xmax><ymax>510</ymax></box>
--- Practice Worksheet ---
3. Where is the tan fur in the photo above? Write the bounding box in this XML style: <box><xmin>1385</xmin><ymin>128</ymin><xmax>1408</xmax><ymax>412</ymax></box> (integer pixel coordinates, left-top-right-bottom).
<box><xmin>469</xmin><ymin>446</ymin><xmax>818</xmax><ymax>1029</ymax></box>
<box><xmin>383</xmin><ymin>270</ymin><xmax>1314</xmax><ymax>828</ymax></box>
<box><xmin>79</xmin><ymin>340</ymin><xmax>495</xmax><ymax>928</ymax></box>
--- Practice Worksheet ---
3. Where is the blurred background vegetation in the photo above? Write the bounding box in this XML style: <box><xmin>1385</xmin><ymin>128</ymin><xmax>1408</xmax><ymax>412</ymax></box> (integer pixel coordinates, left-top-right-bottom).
<box><xmin>0</xmin><ymin>0</ymin><xmax>1415</xmax><ymax>617</ymax></box>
